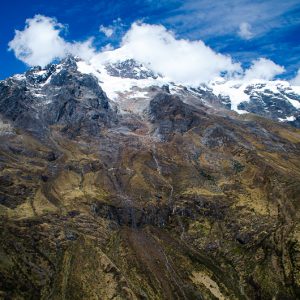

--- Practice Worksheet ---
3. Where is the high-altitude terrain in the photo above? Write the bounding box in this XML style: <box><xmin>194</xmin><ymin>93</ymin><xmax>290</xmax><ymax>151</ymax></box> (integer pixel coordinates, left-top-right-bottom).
<box><xmin>1</xmin><ymin>56</ymin><xmax>300</xmax><ymax>299</ymax></box>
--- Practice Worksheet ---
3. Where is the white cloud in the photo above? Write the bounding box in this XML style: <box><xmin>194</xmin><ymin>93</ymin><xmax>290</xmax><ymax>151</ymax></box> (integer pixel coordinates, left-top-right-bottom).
<box><xmin>238</xmin><ymin>22</ymin><xmax>253</xmax><ymax>40</ymax></box>
<box><xmin>9</xmin><ymin>16</ymin><xmax>289</xmax><ymax>85</ymax></box>
<box><xmin>290</xmin><ymin>69</ymin><xmax>300</xmax><ymax>86</ymax></box>
<box><xmin>9</xmin><ymin>17</ymin><xmax>242</xmax><ymax>84</ymax></box>
<box><xmin>8</xmin><ymin>15</ymin><xmax>67</xmax><ymax>66</ymax></box>
<box><xmin>99</xmin><ymin>25</ymin><xmax>114</xmax><ymax>37</ymax></box>
<box><xmin>8</xmin><ymin>15</ymin><xmax>95</xmax><ymax>67</ymax></box>
<box><xmin>95</xmin><ymin>22</ymin><xmax>242</xmax><ymax>85</ymax></box>
<box><xmin>67</xmin><ymin>38</ymin><xmax>96</xmax><ymax>61</ymax></box>
<box><xmin>243</xmin><ymin>58</ymin><xmax>285</xmax><ymax>80</ymax></box>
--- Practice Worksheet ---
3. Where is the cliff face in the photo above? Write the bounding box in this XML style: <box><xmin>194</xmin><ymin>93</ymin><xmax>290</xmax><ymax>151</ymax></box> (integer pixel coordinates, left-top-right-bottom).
<box><xmin>1</xmin><ymin>57</ymin><xmax>300</xmax><ymax>299</ymax></box>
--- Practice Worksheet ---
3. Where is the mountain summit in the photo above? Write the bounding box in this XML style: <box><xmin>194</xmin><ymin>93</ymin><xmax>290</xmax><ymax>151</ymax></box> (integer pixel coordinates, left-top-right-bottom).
<box><xmin>1</xmin><ymin>56</ymin><xmax>300</xmax><ymax>299</ymax></box>
<box><xmin>9</xmin><ymin>55</ymin><xmax>300</xmax><ymax>127</ymax></box>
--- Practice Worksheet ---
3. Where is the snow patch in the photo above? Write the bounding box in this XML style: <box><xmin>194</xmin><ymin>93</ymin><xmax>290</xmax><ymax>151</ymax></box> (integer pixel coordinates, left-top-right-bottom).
<box><xmin>287</xmin><ymin>98</ymin><xmax>300</xmax><ymax>109</ymax></box>
<box><xmin>278</xmin><ymin>116</ymin><xmax>296</xmax><ymax>122</ymax></box>
<box><xmin>12</xmin><ymin>74</ymin><xmax>26</xmax><ymax>81</ymax></box>
<box><xmin>209</xmin><ymin>78</ymin><xmax>250</xmax><ymax>113</ymax></box>
<box><xmin>76</xmin><ymin>60</ymin><xmax>169</xmax><ymax>100</ymax></box>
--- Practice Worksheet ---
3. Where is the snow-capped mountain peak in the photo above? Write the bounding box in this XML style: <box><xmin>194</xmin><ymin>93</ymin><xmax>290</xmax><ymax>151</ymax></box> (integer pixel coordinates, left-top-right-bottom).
<box><xmin>208</xmin><ymin>78</ymin><xmax>300</xmax><ymax>126</ymax></box>
<box><xmin>75</xmin><ymin>56</ymin><xmax>300</xmax><ymax>126</ymax></box>
<box><xmin>4</xmin><ymin>56</ymin><xmax>300</xmax><ymax>127</ymax></box>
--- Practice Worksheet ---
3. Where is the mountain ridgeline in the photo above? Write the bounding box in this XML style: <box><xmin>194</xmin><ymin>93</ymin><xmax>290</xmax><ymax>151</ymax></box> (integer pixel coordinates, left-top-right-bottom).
<box><xmin>1</xmin><ymin>57</ymin><xmax>300</xmax><ymax>299</ymax></box>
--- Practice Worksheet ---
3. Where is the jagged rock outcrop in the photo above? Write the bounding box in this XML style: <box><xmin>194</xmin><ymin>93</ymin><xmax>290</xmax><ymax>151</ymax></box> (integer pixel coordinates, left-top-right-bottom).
<box><xmin>105</xmin><ymin>58</ymin><xmax>159</xmax><ymax>80</ymax></box>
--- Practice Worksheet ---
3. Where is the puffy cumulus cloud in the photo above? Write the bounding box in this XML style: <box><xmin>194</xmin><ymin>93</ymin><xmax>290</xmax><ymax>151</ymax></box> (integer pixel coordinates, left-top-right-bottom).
<box><xmin>8</xmin><ymin>15</ymin><xmax>95</xmax><ymax>67</ymax></box>
<box><xmin>9</xmin><ymin>16</ymin><xmax>288</xmax><ymax>85</ymax></box>
<box><xmin>290</xmin><ymin>69</ymin><xmax>300</xmax><ymax>86</ymax></box>
<box><xmin>238</xmin><ymin>22</ymin><xmax>253</xmax><ymax>40</ymax></box>
<box><xmin>243</xmin><ymin>58</ymin><xmax>285</xmax><ymax>81</ymax></box>
<box><xmin>8</xmin><ymin>15</ymin><xmax>66</xmax><ymax>66</ymax></box>
<box><xmin>115</xmin><ymin>22</ymin><xmax>242</xmax><ymax>84</ymax></box>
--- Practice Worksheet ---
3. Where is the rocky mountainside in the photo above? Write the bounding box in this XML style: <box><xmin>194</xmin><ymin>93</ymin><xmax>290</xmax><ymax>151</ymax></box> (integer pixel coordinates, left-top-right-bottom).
<box><xmin>1</xmin><ymin>56</ymin><xmax>300</xmax><ymax>299</ymax></box>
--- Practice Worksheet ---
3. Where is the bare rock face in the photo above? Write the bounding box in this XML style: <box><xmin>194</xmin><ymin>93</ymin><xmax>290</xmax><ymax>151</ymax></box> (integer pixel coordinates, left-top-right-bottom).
<box><xmin>105</xmin><ymin>59</ymin><xmax>159</xmax><ymax>80</ymax></box>
<box><xmin>0</xmin><ymin>57</ymin><xmax>115</xmax><ymax>139</ymax></box>
<box><xmin>148</xmin><ymin>92</ymin><xmax>208</xmax><ymax>140</ymax></box>
<box><xmin>1</xmin><ymin>57</ymin><xmax>300</xmax><ymax>299</ymax></box>
<box><xmin>237</xmin><ymin>83</ymin><xmax>300</xmax><ymax>127</ymax></box>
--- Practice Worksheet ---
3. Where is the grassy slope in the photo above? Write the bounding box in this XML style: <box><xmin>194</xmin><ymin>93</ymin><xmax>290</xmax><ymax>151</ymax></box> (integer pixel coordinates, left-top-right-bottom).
<box><xmin>1</xmin><ymin>113</ymin><xmax>300</xmax><ymax>299</ymax></box>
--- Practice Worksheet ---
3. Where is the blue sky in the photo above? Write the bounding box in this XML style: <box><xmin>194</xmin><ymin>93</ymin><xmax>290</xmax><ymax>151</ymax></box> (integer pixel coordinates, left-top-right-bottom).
<box><xmin>1</xmin><ymin>0</ymin><xmax>300</xmax><ymax>80</ymax></box>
